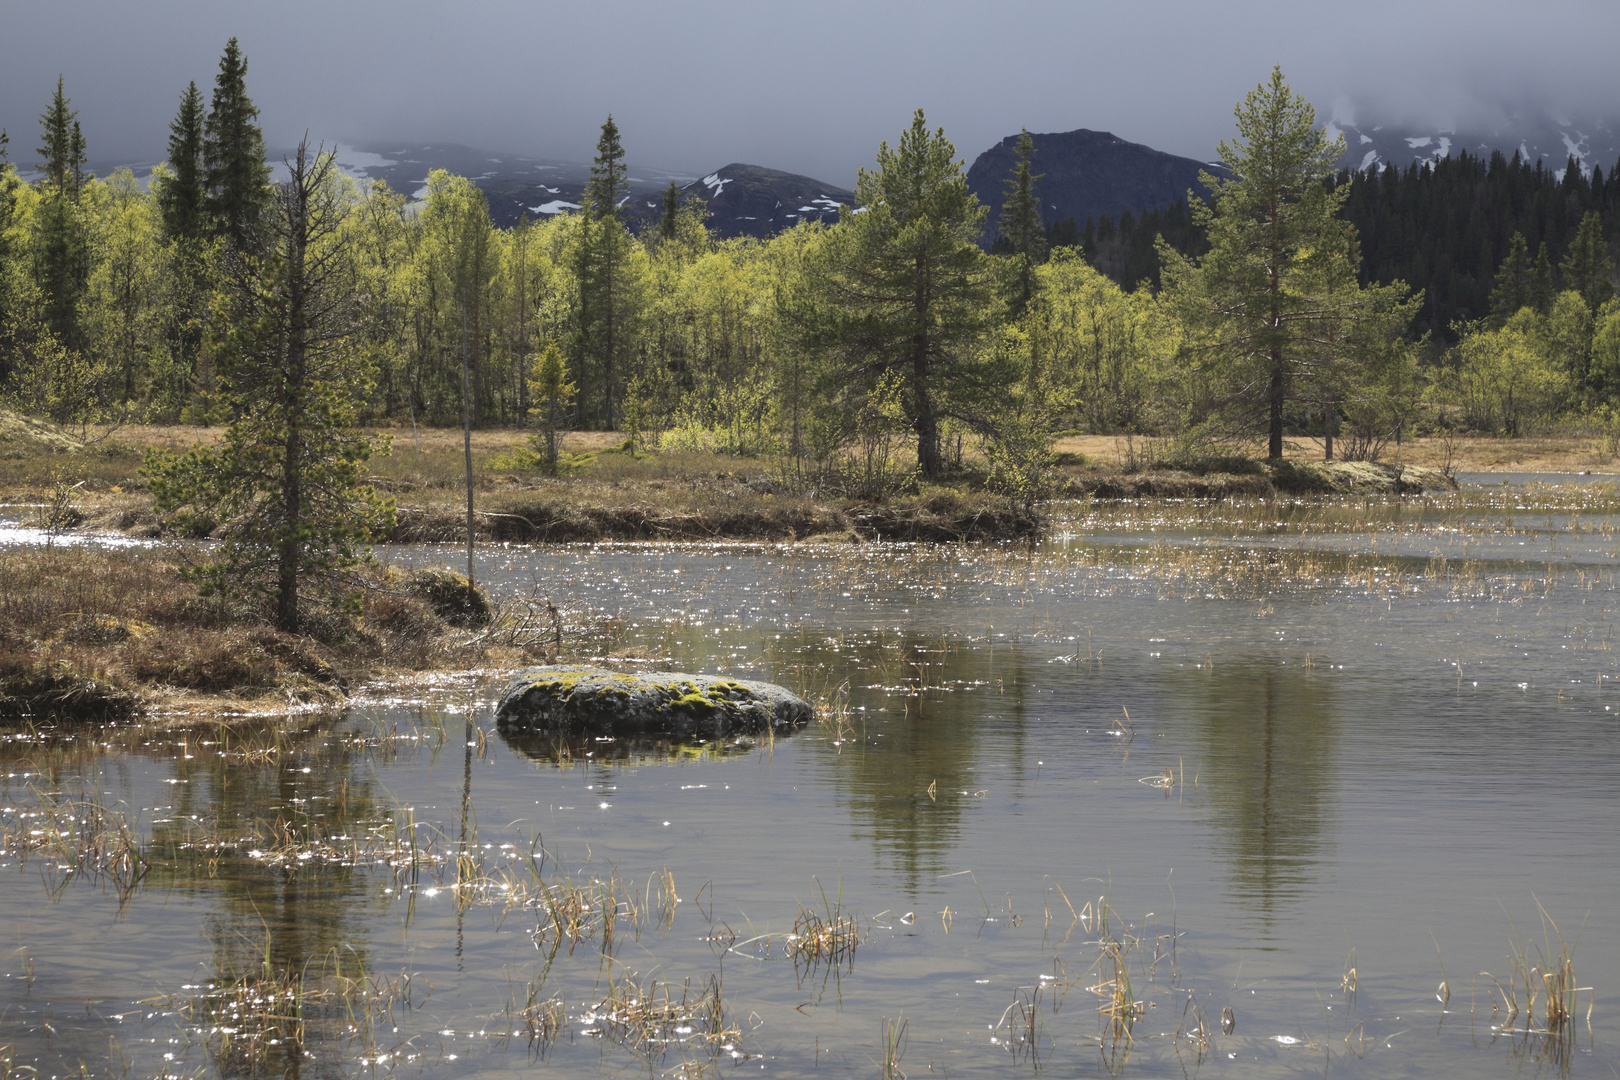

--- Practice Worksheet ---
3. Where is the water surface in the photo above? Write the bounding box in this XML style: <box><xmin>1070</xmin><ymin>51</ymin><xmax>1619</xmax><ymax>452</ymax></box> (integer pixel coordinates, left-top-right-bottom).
<box><xmin>3</xmin><ymin>484</ymin><xmax>1617</xmax><ymax>1078</ymax></box>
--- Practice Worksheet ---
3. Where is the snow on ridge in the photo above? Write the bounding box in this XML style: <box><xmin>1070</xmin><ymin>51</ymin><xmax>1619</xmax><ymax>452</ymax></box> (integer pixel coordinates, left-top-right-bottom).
<box><xmin>702</xmin><ymin>173</ymin><xmax>732</xmax><ymax>198</ymax></box>
<box><xmin>1359</xmin><ymin>150</ymin><xmax>1380</xmax><ymax>171</ymax></box>
<box><xmin>1405</xmin><ymin>136</ymin><xmax>1432</xmax><ymax>149</ymax></box>
<box><xmin>530</xmin><ymin>200</ymin><xmax>582</xmax><ymax>215</ymax></box>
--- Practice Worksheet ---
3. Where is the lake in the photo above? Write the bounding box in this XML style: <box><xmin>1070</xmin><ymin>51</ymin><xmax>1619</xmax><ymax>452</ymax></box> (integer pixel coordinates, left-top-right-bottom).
<box><xmin>3</xmin><ymin>479</ymin><xmax>1617</xmax><ymax>1078</ymax></box>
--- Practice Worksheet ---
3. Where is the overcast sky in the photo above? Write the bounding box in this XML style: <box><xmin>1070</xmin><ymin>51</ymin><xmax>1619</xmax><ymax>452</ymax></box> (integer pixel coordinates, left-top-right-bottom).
<box><xmin>4</xmin><ymin>0</ymin><xmax>1619</xmax><ymax>184</ymax></box>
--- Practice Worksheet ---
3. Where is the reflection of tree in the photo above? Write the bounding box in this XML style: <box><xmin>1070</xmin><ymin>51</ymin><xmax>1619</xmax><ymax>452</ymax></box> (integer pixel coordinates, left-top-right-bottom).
<box><xmin>806</xmin><ymin>633</ymin><xmax>1032</xmax><ymax>895</ymax></box>
<box><xmin>1181</xmin><ymin>661</ymin><xmax>1338</xmax><ymax>924</ymax></box>
<box><xmin>144</xmin><ymin>716</ymin><xmax>389</xmax><ymax>1080</ymax></box>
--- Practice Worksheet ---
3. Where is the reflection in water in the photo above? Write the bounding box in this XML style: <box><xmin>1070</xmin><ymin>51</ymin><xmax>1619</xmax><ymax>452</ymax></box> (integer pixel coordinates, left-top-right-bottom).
<box><xmin>1179</xmin><ymin>661</ymin><xmax>1338</xmax><ymax>927</ymax></box>
<box><xmin>2</xmin><ymin>716</ymin><xmax>394</xmax><ymax>1080</ymax></box>
<box><xmin>499</xmin><ymin>730</ymin><xmax>767</xmax><ymax>766</ymax></box>
<box><xmin>803</xmin><ymin>631</ymin><xmax>1032</xmax><ymax>895</ymax></box>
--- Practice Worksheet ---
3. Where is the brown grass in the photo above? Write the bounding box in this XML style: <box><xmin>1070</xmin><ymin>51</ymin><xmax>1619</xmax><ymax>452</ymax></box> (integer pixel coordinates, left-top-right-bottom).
<box><xmin>1050</xmin><ymin>432</ymin><xmax>1620</xmax><ymax>475</ymax></box>
<box><xmin>0</xmin><ymin>545</ymin><xmax>598</xmax><ymax>723</ymax></box>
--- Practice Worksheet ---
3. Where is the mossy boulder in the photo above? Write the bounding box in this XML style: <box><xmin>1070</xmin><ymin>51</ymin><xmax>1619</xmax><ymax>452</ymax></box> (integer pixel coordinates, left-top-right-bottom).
<box><xmin>495</xmin><ymin>665</ymin><xmax>814</xmax><ymax>738</ymax></box>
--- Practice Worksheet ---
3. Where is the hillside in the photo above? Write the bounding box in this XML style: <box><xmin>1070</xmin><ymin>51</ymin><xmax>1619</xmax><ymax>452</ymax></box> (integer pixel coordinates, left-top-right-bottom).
<box><xmin>664</xmin><ymin>163</ymin><xmax>852</xmax><ymax>237</ymax></box>
<box><xmin>965</xmin><ymin>128</ymin><xmax>1229</xmax><ymax>244</ymax></box>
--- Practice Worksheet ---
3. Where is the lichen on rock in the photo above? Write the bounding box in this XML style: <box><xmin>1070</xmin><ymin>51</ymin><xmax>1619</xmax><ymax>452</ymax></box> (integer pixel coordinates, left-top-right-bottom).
<box><xmin>495</xmin><ymin>665</ymin><xmax>813</xmax><ymax>738</ymax></box>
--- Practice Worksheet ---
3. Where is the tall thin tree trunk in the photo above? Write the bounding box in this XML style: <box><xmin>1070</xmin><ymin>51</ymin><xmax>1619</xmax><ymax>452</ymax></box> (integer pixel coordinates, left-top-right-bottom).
<box><xmin>1268</xmin><ymin>353</ymin><xmax>1285</xmax><ymax>461</ymax></box>
<box><xmin>277</xmin><ymin>150</ymin><xmax>308</xmax><ymax>632</ymax></box>
<box><xmin>461</xmin><ymin>294</ymin><xmax>476</xmax><ymax>589</ymax></box>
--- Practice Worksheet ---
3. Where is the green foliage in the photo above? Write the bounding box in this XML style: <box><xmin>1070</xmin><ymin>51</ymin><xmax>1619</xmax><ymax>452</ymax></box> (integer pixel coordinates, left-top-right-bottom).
<box><xmin>575</xmin><ymin>115</ymin><xmax>639</xmax><ymax>429</ymax></box>
<box><xmin>203</xmin><ymin>37</ymin><xmax>271</xmax><ymax>250</ymax></box>
<box><xmin>1441</xmin><ymin>307</ymin><xmax>1573</xmax><ymax>434</ymax></box>
<box><xmin>796</xmin><ymin>109</ymin><xmax>996</xmax><ymax>479</ymax></box>
<box><xmin>999</xmin><ymin>129</ymin><xmax>1046</xmax><ymax>313</ymax></box>
<box><xmin>157</xmin><ymin>81</ymin><xmax>209</xmax><ymax>244</ymax></box>
<box><xmin>34</xmin><ymin>76</ymin><xmax>91</xmax><ymax>352</ymax></box>
<box><xmin>526</xmin><ymin>341</ymin><xmax>575</xmax><ymax>471</ymax></box>
<box><xmin>145</xmin><ymin>143</ymin><xmax>393</xmax><ymax>631</ymax></box>
<box><xmin>1562</xmin><ymin>212</ymin><xmax>1617</xmax><ymax>313</ymax></box>
<box><xmin>1161</xmin><ymin>67</ymin><xmax>1417</xmax><ymax>460</ymax></box>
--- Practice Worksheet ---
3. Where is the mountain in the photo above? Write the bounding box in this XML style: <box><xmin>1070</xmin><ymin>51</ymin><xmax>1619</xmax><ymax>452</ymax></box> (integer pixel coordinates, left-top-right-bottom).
<box><xmin>965</xmin><ymin>128</ymin><xmax>1229</xmax><ymax>244</ymax></box>
<box><xmin>332</xmin><ymin>145</ymin><xmax>852</xmax><ymax>238</ymax></box>
<box><xmin>664</xmin><ymin>163</ymin><xmax>852</xmax><ymax>237</ymax></box>
<box><xmin>1330</xmin><ymin>117</ymin><xmax>1620</xmax><ymax>175</ymax></box>
<box><xmin>331</xmin><ymin>143</ymin><xmax>695</xmax><ymax>229</ymax></box>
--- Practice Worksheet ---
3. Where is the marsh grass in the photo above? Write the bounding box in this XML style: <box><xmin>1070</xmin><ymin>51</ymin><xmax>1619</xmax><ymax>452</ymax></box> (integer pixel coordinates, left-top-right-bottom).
<box><xmin>149</xmin><ymin>945</ymin><xmax>424</xmax><ymax>1075</ymax></box>
<box><xmin>1472</xmin><ymin>900</ymin><xmax>1591</xmax><ymax>1069</ymax></box>
<box><xmin>878</xmin><ymin>1014</ymin><xmax>907</xmax><ymax>1080</ymax></box>
<box><xmin>0</xmin><ymin>785</ymin><xmax>149</xmax><ymax>902</ymax></box>
<box><xmin>581</xmin><ymin>969</ymin><xmax>743</xmax><ymax>1068</ymax></box>
<box><xmin>784</xmin><ymin>879</ymin><xmax>861</xmax><ymax>976</ymax></box>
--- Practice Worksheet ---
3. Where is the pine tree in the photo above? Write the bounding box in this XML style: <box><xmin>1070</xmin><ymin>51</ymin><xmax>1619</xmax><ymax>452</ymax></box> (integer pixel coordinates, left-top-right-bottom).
<box><xmin>1530</xmin><ymin>242</ymin><xmax>1555</xmax><ymax>315</ymax></box>
<box><xmin>146</xmin><ymin>140</ymin><xmax>393</xmax><ymax>632</ymax></box>
<box><xmin>34</xmin><ymin>75</ymin><xmax>90</xmax><ymax>351</ymax></box>
<box><xmin>999</xmin><ymin>129</ymin><xmax>1046</xmax><ymax>313</ymax></box>
<box><xmin>1160</xmin><ymin>67</ymin><xmax>1415</xmax><ymax>460</ymax></box>
<box><xmin>1490</xmin><ymin>232</ymin><xmax>1532</xmax><ymax>323</ymax></box>
<box><xmin>798</xmin><ymin>109</ymin><xmax>995</xmax><ymax>478</ymax></box>
<box><xmin>204</xmin><ymin>38</ymin><xmax>271</xmax><ymax>250</ymax></box>
<box><xmin>158</xmin><ymin>81</ymin><xmax>210</xmax><ymax>243</ymax></box>
<box><xmin>1561</xmin><ymin>211</ymin><xmax>1616</xmax><ymax>312</ymax></box>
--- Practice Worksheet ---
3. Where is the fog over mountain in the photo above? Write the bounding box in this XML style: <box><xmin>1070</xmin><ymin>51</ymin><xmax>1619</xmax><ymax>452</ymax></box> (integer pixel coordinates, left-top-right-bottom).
<box><xmin>3</xmin><ymin>0</ymin><xmax>1619</xmax><ymax>188</ymax></box>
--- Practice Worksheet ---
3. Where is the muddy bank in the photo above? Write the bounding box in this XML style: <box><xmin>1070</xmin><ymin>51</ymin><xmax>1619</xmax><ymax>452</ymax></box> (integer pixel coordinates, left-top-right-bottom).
<box><xmin>1059</xmin><ymin>460</ymin><xmax>1456</xmax><ymax>499</ymax></box>
<box><xmin>386</xmin><ymin>491</ymin><xmax>1040</xmax><ymax>544</ymax></box>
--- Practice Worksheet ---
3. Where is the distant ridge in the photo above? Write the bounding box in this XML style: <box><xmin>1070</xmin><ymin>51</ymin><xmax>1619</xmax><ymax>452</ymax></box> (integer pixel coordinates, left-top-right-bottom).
<box><xmin>965</xmin><ymin>128</ymin><xmax>1229</xmax><ymax>244</ymax></box>
<box><xmin>665</xmin><ymin>163</ymin><xmax>854</xmax><ymax>238</ymax></box>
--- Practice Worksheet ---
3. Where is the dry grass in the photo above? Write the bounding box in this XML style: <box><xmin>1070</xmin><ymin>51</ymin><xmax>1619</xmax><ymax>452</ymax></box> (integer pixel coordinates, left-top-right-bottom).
<box><xmin>1050</xmin><ymin>431</ymin><xmax>1620</xmax><ymax>475</ymax></box>
<box><xmin>0</xmin><ymin>545</ymin><xmax>624</xmax><ymax>722</ymax></box>
<box><xmin>581</xmin><ymin>969</ymin><xmax>743</xmax><ymax>1068</ymax></box>
<box><xmin>1472</xmin><ymin>900</ymin><xmax>1591</xmax><ymax>1070</ymax></box>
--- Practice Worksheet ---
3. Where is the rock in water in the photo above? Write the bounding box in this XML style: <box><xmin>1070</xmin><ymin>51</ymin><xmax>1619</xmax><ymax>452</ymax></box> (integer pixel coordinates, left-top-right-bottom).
<box><xmin>495</xmin><ymin>665</ymin><xmax>814</xmax><ymax>737</ymax></box>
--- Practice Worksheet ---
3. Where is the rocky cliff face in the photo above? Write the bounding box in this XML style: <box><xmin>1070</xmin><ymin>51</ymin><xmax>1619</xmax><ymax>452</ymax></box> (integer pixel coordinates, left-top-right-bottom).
<box><xmin>965</xmin><ymin>128</ymin><xmax>1229</xmax><ymax>243</ymax></box>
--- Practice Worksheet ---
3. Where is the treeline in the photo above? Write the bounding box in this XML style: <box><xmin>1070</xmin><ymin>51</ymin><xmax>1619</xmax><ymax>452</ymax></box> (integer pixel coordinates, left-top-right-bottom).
<box><xmin>3</xmin><ymin>53</ymin><xmax>1620</xmax><ymax>484</ymax></box>
<box><xmin>1067</xmin><ymin>148</ymin><xmax>1620</xmax><ymax>342</ymax></box>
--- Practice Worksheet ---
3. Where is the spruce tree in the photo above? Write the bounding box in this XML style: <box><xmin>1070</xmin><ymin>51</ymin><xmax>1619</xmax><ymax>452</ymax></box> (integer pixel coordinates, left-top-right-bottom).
<box><xmin>1490</xmin><ymin>232</ymin><xmax>1532</xmax><ymax>323</ymax></box>
<box><xmin>34</xmin><ymin>76</ymin><xmax>90</xmax><ymax>351</ymax></box>
<box><xmin>577</xmin><ymin>115</ymin><xmax>631</xmax><ymax>427</ymax></box>
<box><xmin>1530</xmin><ymin>242</ymin><xmax>1555</xmax><ymax>315</ymax></box>
<box><xmin>661</xmin><ymin>181</ymin><xmax>680</xmax><ymax>241</ymax></box>
<box><xmin>1561</xmin><ymin>211</ymin><xmax>1616</xmax><ymax>312</ymax></box>
<box><xmin>204</xmin><ymin>38</ymin><xmax>271</xmax><ymax>250</ymax></box>
<box><xmin>999</xmin><ymin>128</ymin><xmax>1046</xmax><ymax>312</ymax></box>
<box><xmin>158</xmin><ymin>81</ymin><xmax>209</xmax><ymax>243</ymax></box>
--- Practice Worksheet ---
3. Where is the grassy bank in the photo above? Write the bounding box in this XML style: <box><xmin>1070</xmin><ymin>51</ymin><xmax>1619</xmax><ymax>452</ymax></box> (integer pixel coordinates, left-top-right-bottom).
<box><xmin>0</xmin><ymin>418</ymin><xmax>1505</xmax><ymax>551</ymax></box>
<box><xmin>0</xmin><ymin>544</ymin><xmax>618</xmax><ymax>724</ymax></box>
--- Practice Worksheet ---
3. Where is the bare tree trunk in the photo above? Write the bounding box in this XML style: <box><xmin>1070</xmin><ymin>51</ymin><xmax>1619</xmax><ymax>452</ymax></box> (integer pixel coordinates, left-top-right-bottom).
<box><xmin>276</xmin><ymin>146</ymin><xmax>310</xmax><ymax>633</ymax></box>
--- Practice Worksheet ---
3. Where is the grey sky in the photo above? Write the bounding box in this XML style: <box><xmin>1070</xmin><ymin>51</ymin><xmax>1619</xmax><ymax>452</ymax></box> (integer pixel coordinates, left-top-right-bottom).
<box><xmin>4</xmin><ymin>0</ymin><xmax>1619</xmax><ymax>185</ymax></box>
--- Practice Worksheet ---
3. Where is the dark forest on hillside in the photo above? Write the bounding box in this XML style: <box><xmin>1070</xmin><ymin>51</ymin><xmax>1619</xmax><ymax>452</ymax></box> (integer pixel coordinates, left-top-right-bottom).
<box><xmin>1063</xmin><ymin>150</ymin><xmax>1620</xmax><ymax>341</ymax></box>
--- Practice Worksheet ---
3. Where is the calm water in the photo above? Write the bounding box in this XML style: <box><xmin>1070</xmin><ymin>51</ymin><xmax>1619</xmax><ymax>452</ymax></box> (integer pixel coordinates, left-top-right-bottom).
<box><xmin>4</xmin><ymin>482</ymin><xmax>1619</xmax><ymax>1079</ymax></box>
